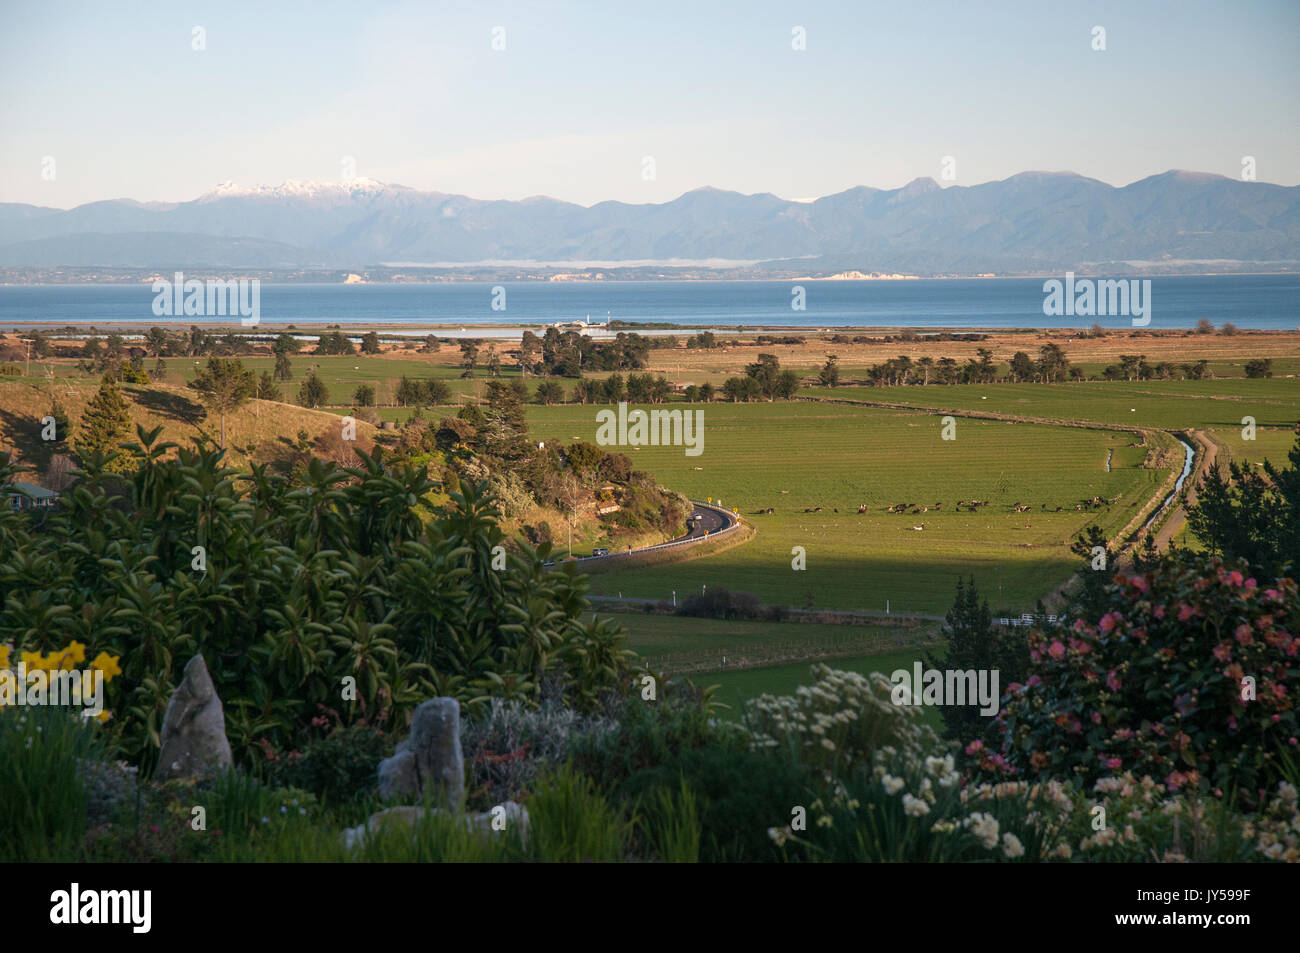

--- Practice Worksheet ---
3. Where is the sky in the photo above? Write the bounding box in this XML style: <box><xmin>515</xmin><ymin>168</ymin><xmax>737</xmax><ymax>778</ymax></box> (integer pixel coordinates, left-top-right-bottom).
<box><xmin>1</xmin><ymin>0</ymin><xmax>1298</xmax><ymax>209</ymax></box>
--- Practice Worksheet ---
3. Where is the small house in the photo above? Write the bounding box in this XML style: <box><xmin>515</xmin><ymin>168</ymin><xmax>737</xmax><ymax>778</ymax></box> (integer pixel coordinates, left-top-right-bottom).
<box><xmin>4</xmin><ymin>482</ymin><xmax>59</xmax><ymax>511</ymax></box>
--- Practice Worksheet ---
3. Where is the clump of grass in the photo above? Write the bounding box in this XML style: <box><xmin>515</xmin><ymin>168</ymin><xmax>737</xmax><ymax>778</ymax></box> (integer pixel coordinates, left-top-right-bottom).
<box><xmin>0</xmin><ymin>707</ymin><xmax>105</xmax><ymax>861</ymax></box>
<box><xmin>639</xmin><ymin>776</ymin><xmax>701</xmax><ymax>862</ymax></box>
<box><xmin>525</xmin><ymin>764</ymin><xmax>628</xmax><ymax>862</ymax></box>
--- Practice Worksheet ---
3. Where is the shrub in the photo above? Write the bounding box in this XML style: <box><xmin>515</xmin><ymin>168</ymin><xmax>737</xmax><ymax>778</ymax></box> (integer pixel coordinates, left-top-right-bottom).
<box><xmin>743</xmin><ymin>663</ymin><xmax>943</xmax><ymax>777</ymax></box>
<box><xmin>525</xmin><ymin>765</ymin><xmax>628</xmax><ymax>862</ymax></box>
<box><xmin>461</xmin><ymin>698</ymin><xmax>616</xmax><ymax>806</ymax></box>
<box><xmin>988</xmin><ymin>554</ymin><xmax>1299</xmax><ymax>803</ymax></box>
<box><xmin>267</xmin><ymin>722</ymin><xmax>389</xmax><ymax>807</ymax></box>
<box><xmin>678</xmin><ymin>588</ymin><xmax>763</xmax><ymax>620</ymax></box>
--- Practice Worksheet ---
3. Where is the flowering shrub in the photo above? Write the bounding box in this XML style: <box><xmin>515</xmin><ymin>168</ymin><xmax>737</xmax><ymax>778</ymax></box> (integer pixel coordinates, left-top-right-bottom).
<box><xmin>989</xmin><ymin>554</ymin><xmax>1298</xmax><ymax>801</ymax></box>
<box><xmin>743</xmin><ymin>663</ymin><xmax>941</xmax><ymax>775</ymax></box>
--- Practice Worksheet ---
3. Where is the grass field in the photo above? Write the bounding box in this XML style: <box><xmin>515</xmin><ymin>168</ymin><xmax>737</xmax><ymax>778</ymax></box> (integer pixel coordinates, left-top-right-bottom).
<box><xmin>800</xmin><ymin>378</ymin><xmax>1300</xmax><ymax>433</ymax></box>
<box><xmin>528</xmin><ymin>402</ymin><xmax>1164</xmax><ymax>615</ymax></box>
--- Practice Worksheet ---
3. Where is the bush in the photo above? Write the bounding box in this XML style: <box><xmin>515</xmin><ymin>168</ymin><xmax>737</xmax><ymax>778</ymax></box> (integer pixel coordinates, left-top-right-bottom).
<box><xmin>267</xmin><ymin>722</ymin><xmax>389</xmax><ymax>807</ymax></box>
<box><xmin>461</xmin><ymin>698</ymin><xmax>615</xmax><ymax>806</ymax></box>
<box><xmin>989</xmin><ymin>554</ymin><xmax>1300</xmax><ymax>803</ymax></box>
<box><xmin>743</xmin><ymin>663</ymin><xmax>943</xmax><ymax>777</ymax></box>
<box><xmin>678</xmin><ymin>588</ymin><xmax>764</xmax><ymax>620</ymax></box>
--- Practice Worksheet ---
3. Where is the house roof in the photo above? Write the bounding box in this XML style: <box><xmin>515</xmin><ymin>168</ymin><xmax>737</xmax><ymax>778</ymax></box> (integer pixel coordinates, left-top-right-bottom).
<box><xmin>4</xmin><ymin>482</ymin><xmax>58</xmax><ymax>499</ymax></box>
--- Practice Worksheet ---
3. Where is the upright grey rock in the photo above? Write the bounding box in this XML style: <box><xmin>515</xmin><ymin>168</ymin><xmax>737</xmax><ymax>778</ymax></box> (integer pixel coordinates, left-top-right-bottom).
<box><xmin>377</xmin><ymin>697</ymin><xmax>464</xmax><ymax>808</ymax></box>
<box><xmin>154</xmin><ymin>654</ymin><xmax>233</xmax><ymax>781</ymax></box>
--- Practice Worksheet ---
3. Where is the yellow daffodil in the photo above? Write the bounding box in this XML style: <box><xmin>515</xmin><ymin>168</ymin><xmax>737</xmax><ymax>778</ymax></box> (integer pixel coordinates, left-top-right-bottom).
<box><xmin>89</xmin><ymin>652</ymin><xmax>122</xmax><ymax>683</ymax></box>
<box><xmin>20</xmin><ymin>650</ymin><xmax>46</xmax><ymax>671</ymax></box>
<box><xmin>94</xmin><ymin>709</ymin><xmax>112</xmax><ymax>724</ymax></box>
<box><xmin>63</xmin><ymin>641</ymin><xmax>87</xmax><ymax>666</ymax></box>
<box><xmin>0</xmin><ymin>645</ymin><xmax>10</xmax><ymax>670</ymax></box>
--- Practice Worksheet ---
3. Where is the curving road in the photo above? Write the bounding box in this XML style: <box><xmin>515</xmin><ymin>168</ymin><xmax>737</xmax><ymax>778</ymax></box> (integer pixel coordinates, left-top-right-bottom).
<box><xmin>572</xmin><ymin>500</ymin><xmax>738</xmax><ymax>563</ymax></box>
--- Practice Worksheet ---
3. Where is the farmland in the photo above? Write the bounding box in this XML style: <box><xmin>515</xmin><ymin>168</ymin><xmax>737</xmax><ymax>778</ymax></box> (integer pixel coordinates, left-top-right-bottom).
<box><xmin>527</xmin><ymin>402</ymin><xmax>1166</xmax><ymax>615</ymax></box>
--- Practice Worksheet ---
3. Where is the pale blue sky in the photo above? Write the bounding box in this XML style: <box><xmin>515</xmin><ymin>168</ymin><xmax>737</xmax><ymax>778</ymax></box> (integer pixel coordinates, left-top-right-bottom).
<box><xmin>2</xmin><ymin>0</ymin><xmax>1297</xmax><ymax>209</ymax></box>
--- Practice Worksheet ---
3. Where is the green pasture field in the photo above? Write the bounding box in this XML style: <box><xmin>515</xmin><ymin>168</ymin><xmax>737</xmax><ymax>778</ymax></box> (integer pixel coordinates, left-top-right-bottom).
<box><xmin>695</xmin><ymin>651</ymin><xmax>943</xmax><ymax>728</ymax></box>
<box><xmin>800</xmin><ymin>378</ymin><xmax>1300</xmax><ymax>435</ymax></box>
<box><xmin>527</xmin><ymin>402</ymin><xmax>1164</xmax><ymax>615</ymax></box>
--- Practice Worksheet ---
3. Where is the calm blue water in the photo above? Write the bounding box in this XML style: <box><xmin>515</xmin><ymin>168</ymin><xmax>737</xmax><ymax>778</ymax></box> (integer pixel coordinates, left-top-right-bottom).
<box><xmin>0</xmin><ymin>276</ymin><xmax>1296</xmax><ymax>330</ymax></box>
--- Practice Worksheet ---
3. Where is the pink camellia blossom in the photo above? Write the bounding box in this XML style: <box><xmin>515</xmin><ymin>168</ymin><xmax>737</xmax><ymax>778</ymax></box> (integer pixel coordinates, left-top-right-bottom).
<box><xmin>1106</xmin><ymin>670</ymin><xmax>1122</xmax><ymax>692</ymax></box>
<box><xmin>1106</xmin><ymin>757</ymin><xmax>1122</xmax><ymax>770</ymax></box>
<box><xmin>1130</xmin><ymin>576</ymin><xmax>1149</xmax><ymax>593</ymax></box>
<box><xmin>1098</xmin><ymin>612</ymin><xmax>1122</xmax><ymax>634</ymax></box>
<box><xmin>1290</xmin><ymin>737</ymin><xmax>1298</xmax><ymax>746</ymax></box>
<box><xmin>1265</xmin><ymin>588</ymin><xmax>1281</xmax><ymax>602</ymax></box>
<box><xmin>1227</xmin><ymin>570</ymin><xmax>1244</xmax><ymax>587</ymax></box>
<box><xmin>1091</xmin><ymin>711</ymin><xmax>1102</xmax><ymax>724</ymax></box>
<box><xmin>966</xmin><ymin>739</ymin><xmax>984</xmax><ymax>754</ymax></box>
<box><xmin>1152</xmin><ymin>604</ymin><xmax>1166</xmax><ymax>620</ymax></box>
<box><xmin>1007</xmin><ymin>682</ymin><xmax>1023</xmax><ymax>693</ymax></box>
<box><xmin>1234</xmin><ymin>624</ymin><xmax>1254</xmax><ymax>646</ymax></box>
<box><xmin>1027</xmin><ymin>675</ymin><xmax>1042</xmax><ymax>688</ymax></box>
<box><xmin>1048</xmin><ymin>641</ymin><xmax>1066</xmax><ymax>660</ymax></box>
<box><xmin>1272</xmin><ymin>714</ymin><xmax>1282</xmax><ymax>723</ymax></box>
<box><xmin>1245</xmin><ymin>578</ymin><xmax>1257</xmax><ymax>590</ymax></box>
<box><xmin>1212</xmin><ymin>643</ymin><xmax>1232</xmax><ymax>663</ymax></box>
<box><xmin>1178</xmin><ymin>604</ymin><xmax>1195</xmax><ymax>622</ymax></box>
<box><xmin>1115</xmin><ymin>728</ymin><xmax>1133</xmax><ymax>741</ymax></box>
<box><xmin>1273</xmin><ymin>683</ymin><xmax>1287</xmax><ymax>700</ymax></box>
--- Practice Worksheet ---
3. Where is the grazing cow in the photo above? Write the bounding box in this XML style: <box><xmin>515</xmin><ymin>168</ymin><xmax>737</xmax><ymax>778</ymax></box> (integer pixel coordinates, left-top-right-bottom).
<box><xmin>858</xmin><ymin>504</ymin><xmax>868</xmax><ymax>514</ymax></box>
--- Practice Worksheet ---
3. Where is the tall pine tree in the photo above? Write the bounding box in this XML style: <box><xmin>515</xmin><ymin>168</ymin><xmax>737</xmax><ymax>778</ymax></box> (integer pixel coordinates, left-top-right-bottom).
<box><xmin>76</xmin><ymin>375</ymin><xmax>133</xmax><ymax>472</ymax></box>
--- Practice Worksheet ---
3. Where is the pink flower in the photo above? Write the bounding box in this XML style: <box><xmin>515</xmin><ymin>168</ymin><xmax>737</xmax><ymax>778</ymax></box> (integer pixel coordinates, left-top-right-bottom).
<box><xmin>1153</xmin><ymin>604</ymin><xmax>1166</xmax><ymax>620</ymax></box>
<box><xmin>966</xmin><ymin>739</ymin><xmax>984</xmax><ymax>754</ymax></box>
<box><xmin>1234</xmin><ymin>624</ymin><xmax>1254</xmax><ymax>646</ymax></box>
<box><xmin>1227</xmin><ymin>570</ymin><xmax>1244</xmax><ymax>587</ymax></box>
<box><xmin>1027</xmin><ymin>675</ymin><xmax>1042</xmax><ymax>687</ymax></box>
<box><xmin>1106</xmin><ymin>669</ymin><xmax>1122</xmax><ymax>692</ymax></box>
<box><xmin>1272</xmin><ymin>714</ymin><xmax>1282</xmax><ymax>723</ymax></box>
<box><xmin>1091</xmin><ymin>711</ymin><xmax>1102</xmax><ymax>724</ymax></box>
<box><xmin>1212</xmin><ymin>643</ymin><xmax>1232</xmax><ymax>663</ymax></box>
<box><xmin>1273</xmin><ymin>683</ymin><xmax>1287</xmax><ymax>700</ymax></box>
<box><xmin>1290</xmin><ymin>737</ymin><xmax>1298</xmax><ymax>746</ymax></box>
<box><xmin>1265</xmin><ymin>589</ymin><xmax>1281</xmax><ymax>602</ymax></box>
<box><xmin>1099</xmin><ymin>612</ymin><xmax>1121</xmax><ymax>634</ymax></box>
<box><xmin>1106</xmin><ymin>757</ymin><xmax>1122</xmax><ymax>770</ymax></box>
<box><xmin>1130</xmin><ymin>576</ymin><xmax>1149</xmax><ymax>593</ymax></box>
<box><xmin>1115</xmin><ymin>728</ymin><xmax>1133</xmax><ymax>741</ymax></box>
<box><xmin>1245</xmin><ymin>578</ymin><xmax>1257</xmax><ymax>590</ymax></box>
<box><xmin>1178</xmin><ymin>604</ymin><xmax>1195</xmax><ymax>622</ymax></box>
<box><xmin>1048</xmin><ymin>641</ymin><xmax>1066</xmax><ymax>660</ymax></box>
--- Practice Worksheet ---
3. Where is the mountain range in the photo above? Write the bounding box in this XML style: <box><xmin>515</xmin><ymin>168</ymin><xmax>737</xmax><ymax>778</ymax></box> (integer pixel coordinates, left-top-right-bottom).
<box><xmin>2</xmin><ymin>171</ymin><xmax>1298</xmax><ymax>275</ymax></box>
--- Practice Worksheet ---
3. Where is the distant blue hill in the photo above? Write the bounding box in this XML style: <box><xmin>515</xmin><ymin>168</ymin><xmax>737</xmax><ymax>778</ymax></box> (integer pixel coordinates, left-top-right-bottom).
<box><xmin>1</xmin><ymin>171</ymin><xmax>1297</xmax><ymax>274</ymax></box>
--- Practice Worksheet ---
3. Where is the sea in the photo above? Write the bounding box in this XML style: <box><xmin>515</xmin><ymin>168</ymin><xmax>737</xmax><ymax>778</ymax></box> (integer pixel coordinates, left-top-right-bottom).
<box><xmin>1</xmin><ymin>275</ymin><xmax>1296</xmax><ymax>335</ymax></box>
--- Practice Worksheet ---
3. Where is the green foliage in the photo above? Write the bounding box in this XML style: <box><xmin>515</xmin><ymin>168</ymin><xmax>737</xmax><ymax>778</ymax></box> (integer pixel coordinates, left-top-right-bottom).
<box><xmin>298</xmin><ymin>370</ymin><xmax>329</xmax><ymax>407</ymax></box>
<box><xmin>990</xmin><ymin>552</ymin><xmax>1300</xmax><ymax>803</ymax></box>
<box><xmin>353</xmin><ymin>383</ymin><xmax>376</xmax><ymax>406</ymax></box>
<box><xmin>525</xmin><ymin>765</ymin><xmax>627</xmax><ymax>862</ymax></box>
<box><xmin>75</xmin><ymin>375</ymin><xmax>134</xmax><ymax>471</ymax></box>
<box><xmin>0</xmin><ymin>707</ymin><xmax>105</xmax><ymax>861</ymax></box>
<box><xmin>1187</xmin><ymin>428</ymin><xmax>1299</xmax><ymax>579</ymax></box>
<box><xmin>267</xmin><ymin>722</ymin><xmax>388</xmax><ymax>806</ymax></box>
<box><xmin>0</xmin><ymin>440</ymin><xmax>634</xmax><ymax>771</ymax></box>
<box><xmin>924</xmin><ymin>576</ymin><xmax>1029</xmax><ymax>744</ymax></box>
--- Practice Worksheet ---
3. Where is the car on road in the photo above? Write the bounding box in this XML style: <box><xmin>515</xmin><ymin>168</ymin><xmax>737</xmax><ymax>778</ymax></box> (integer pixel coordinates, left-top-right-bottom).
<box><xmin>592</xmin><ymin>547</ymin><xmax>610</xmax><ymax>557</ymax></box>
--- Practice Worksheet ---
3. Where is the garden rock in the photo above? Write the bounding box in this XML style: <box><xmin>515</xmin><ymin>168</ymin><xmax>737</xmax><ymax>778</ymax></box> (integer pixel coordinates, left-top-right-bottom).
<box><xmin>377</xmin><ymin>697</ymin><xmax>464</xmax><ymax>808</ymax></box>
<box><xmin>155</xmin><ymin>654</ymin><xmax>233</xmax><ymax>781</ymax></box>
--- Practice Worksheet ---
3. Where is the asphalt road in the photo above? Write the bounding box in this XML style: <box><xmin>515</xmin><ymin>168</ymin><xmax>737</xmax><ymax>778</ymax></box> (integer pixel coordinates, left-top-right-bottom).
<box><xmin>574</xmin><ymin>501</ymin><xmax>736</xmax><ymax>562</ymax></box>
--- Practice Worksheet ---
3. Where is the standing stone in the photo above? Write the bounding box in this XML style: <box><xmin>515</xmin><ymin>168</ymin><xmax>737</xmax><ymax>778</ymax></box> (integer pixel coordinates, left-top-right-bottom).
<box><xmin>155</xmin><ymin>654</ymin><xmax>233</xmax><ymax>781</ymax></box>
<box><xmin>377</xmin><ymin>697</ymin><xmax>464</xmax><ymax>808</ymax></box>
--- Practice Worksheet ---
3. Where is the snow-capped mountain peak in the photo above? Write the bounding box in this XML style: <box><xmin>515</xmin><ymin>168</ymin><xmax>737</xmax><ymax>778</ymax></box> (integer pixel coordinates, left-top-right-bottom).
<box><xmin>196</xmin><ymin>177</ymin><xmax>395</xmax><ymax>203</ymax></box>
